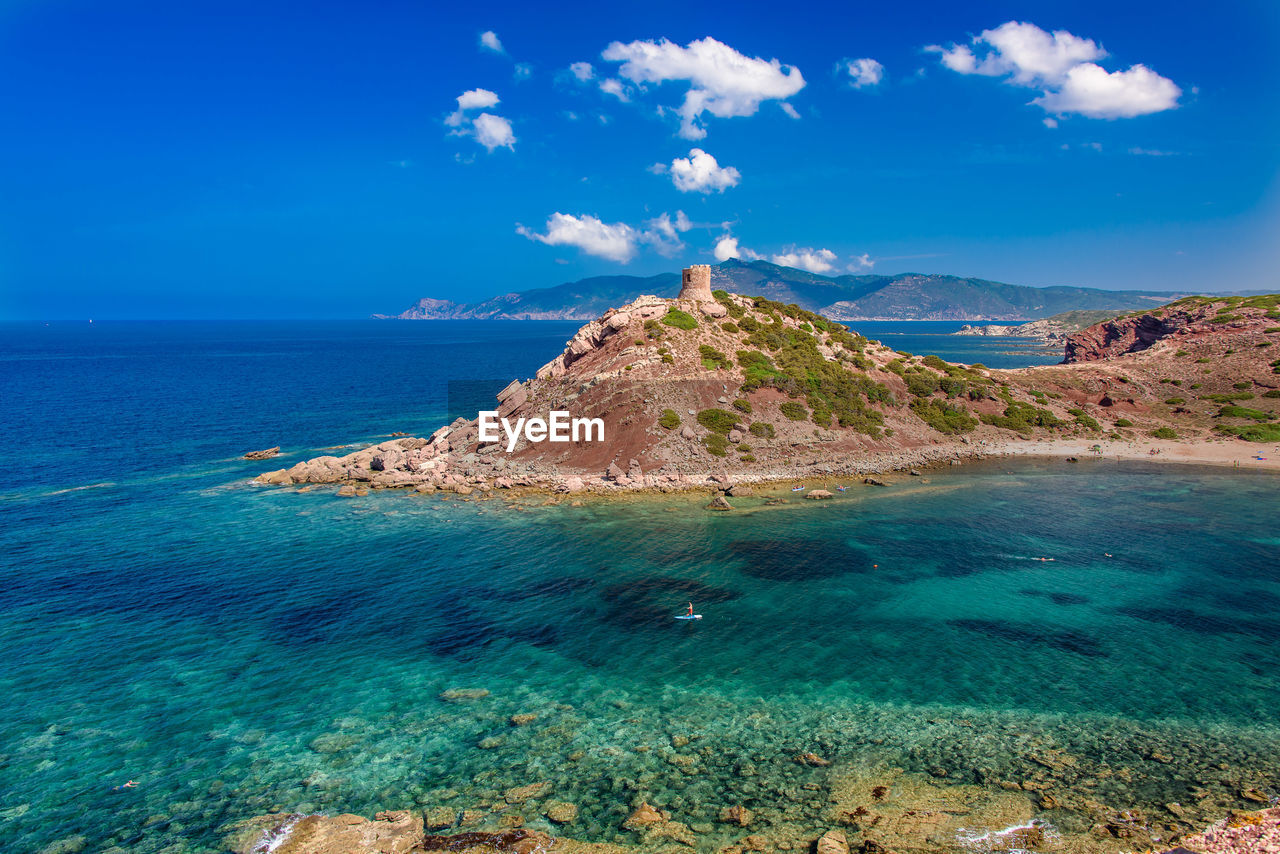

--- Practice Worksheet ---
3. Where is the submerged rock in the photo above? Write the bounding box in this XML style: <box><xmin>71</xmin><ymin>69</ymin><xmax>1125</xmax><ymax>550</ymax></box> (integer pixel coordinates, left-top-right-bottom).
<box><xmin>242</xmin><ymin>447</ymin><xmax>280</xmax><ymax>460</ymax></box>
<box><xmin>706</xmin><ymin>495</ymin><xmax>733</xmax><ymax>511</ymax></box>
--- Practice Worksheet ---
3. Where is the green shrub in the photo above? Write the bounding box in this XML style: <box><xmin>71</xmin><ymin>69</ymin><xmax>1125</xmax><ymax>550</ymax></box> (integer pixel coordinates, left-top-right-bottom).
<box><xmin>1195</xmin><ymin>358</ymin><xmax>1210</xmax><ymax>363</ymax></box>
<box><xmin>938</xmin><ymin>376</ymin><xmax>968</xmax><ymax>398</ymax></box>
<box><xmin>780</xmin><ymin>401</ymin><xmax>808</xmax><ymax>421</ymax></box>
<box><xmin>658</xmin><ymin>409</ymin><xmax>680</xmax><ymax>430</ymax></box>
<box><xmin>981</xmin><ymin>401</ymin><xmax>1062</xmax><ymax>433</ymax></box>
<box><xmin>1114</xmin><ymin>418</ymin><xmax>1133</xmax><ymax>427</ymax></box>
<box><xmin>721</xmin><ymin>322</ymin><xmax>739</xmax><ymax>334</ymax></box>
<box><xmin>1216</xmin><ymin>423</ymin><xmax>1280</xmax><ymax>442</ymax></box>
<box><xmin>1266</xmin><ymin>327</ymin><xmax>1280</xmax><ymax>334</ymax></box>
<box><xmin>662</xmin><ymin>308</ymin><xmax>698</xmax><ymax>330</ymax></box>
<box><xmin>1074</xmin><ymin>413</ymin><xmax>1101</xmax><ymax>430</ymax></box>
<box><xmin>883</xmin><ymin>359</ymin><xmax>906</xmax><ymax>376</ymax></box>
<box><xmin>1174</xmin><ymin>350</ymin><xmax>1188</xmax><ymax>357</ymax></box>
<box><xmin>1209</xmin><ymin>314</ymin><xmax>1241</xmax><ymax>324</ymax></box>
<box><xmin>749</xmin><ymin>422</ymin><xmax>775</xmax><ymax>439</ymax></box>
<box><xmin>712</xmin><ymin>289</ymin><xmax>745</xmax><ymax>319</ymax></box>
<box><xmin>703</xmin><ymin>434</ymin><xmax>728</xmax><ymax>456</ymax></box>
<box><xmin>906</xmin><ymin>372</ymin><xmax>940</xmax><ymax>398</ymax></box>
<box><xmin>1200</xmin><ymin>392</ymin><xmax>1254</xmax><ymax>402</ymax></box>
<box><xmin>1190</xmin><ymin>383</ymin><xmax>1202</xmax><ymax>389</ymax></box>
<box><xmin>738</xmin><ymin>315</ymin><xmax>760</xmax><ymax>332</ymax></box>
<box><xmin>1150</xmin><ymin>427</ymin><xmax>1179</xmax><ymax>439</ymax></box>
<box><xmin>910</xmin><ymin>399</ymin><xmax>976</xmax><ymax>434</ymax></box>
<box><xmin>732</xmin><ymin>398</ymin><xmax>753</xmax><ymax>413</ymax></box>
<box><xmin>1217</xmin><ymin>405</ymin><xmax>1271</xmax><ymax>422</ymax></box>
<box><xmin>1263</xmin><ymin>389</ymin><xmax>1280</xmax><ymax>399</ymax></box>
<box><xmin>736</xmin><ymin>442</ymin><xmax>752</xmax><ymax>452</ymax></box>
<box><xmin>661</xmin><ymin>353</ymin><xmax>674</xmax><ymax>364</ymax></box>
<box><xmin>811</xmin><ymin>406</ymin><xmax>833</xmax><ymax>428</ymax></box>
<box><xmin>740</xmin><ymin>453</ymin><xmax>756</xmax><ymax>462</ymax></box>
<box><xmin>1233</xmin><ymin>381</ymin><xmax>1252</xmax><ymax>390</ymax></box>
<box><xmin>696</xmin><ymin>408</ymin><xmax>740</xmax><ymax>434</ymax></box>
<box><xmin>699</xmin><ymin>344</ymin><xmax>731</xmax><ymax>370</ymax></box>
<box><xmin>1164</xmin><ymin>397</ymin><xmax>1185</xmax><ymax>405</ymax></box>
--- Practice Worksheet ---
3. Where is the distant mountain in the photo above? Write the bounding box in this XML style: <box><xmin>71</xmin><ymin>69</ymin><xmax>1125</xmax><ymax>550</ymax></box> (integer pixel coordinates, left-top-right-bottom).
<box><xmin>375</xmin><ymin>260</ymin><xmax>1188</xmax><ymax>322</ymax></box>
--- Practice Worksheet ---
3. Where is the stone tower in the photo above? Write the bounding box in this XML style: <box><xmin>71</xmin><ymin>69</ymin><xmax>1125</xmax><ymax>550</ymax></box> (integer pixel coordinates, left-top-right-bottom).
<box><xmin>679</xmin><ymin>265</ymin><xmax>713</xmax><ymax>302</ymax></box>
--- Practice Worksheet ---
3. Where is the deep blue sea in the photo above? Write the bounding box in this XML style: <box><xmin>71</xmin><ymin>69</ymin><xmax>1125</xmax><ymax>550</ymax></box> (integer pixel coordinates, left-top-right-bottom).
<box><xmin>1</xmin><ymin>321</ymin><xmax>1276</xmax><ymax>854</ymax></box>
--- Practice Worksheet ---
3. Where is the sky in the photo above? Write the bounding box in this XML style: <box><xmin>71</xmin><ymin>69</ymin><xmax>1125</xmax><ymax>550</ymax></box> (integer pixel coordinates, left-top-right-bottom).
<box><xmin>1</xmin><ymin>0</ymin><xmax>1278</xmax><ymax>319</ymax></box>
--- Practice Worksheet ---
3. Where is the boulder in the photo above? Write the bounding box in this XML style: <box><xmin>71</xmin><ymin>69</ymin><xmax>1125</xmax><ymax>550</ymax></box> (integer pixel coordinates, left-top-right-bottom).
<box><xmin>607</xmin><ymin>311</ymin><xmax>631</xmax><ymax>331</ymax></box>
<box><xmin>337</xmin><ymin>485</ymin><xmax>357</xmax><ymax>498</ymax></box>
<box><xmin>719</xmin><ymin>805</ymin><xmax>755</xmax><ymax>827</ymax></box>
<box><xmin>504</xmin><ymin>781</ymin><xmax>552</xmax><ymax>803</ymax></box>
<box><xmin>623</xmin><ymin>802</ymin><xmax>667</xmax><ymax>829</ymax></box>
<box><xmin>258</xmin><ymin>469</ymin><xmax>292</xmax><ymax>485</ymax></box>
<box><xmin>680</xmin><ymin>426</ymin><xmax>697</xmax><ymax>440</ymax></box>
<box><xmin>562</xmin><ymin>477</ymin><xmax>585</xmax><ymax>493</ymax></box>
<box><xmin>806</xmin><ymin>490</ymin><xmax>834</xmax><ymax>500</ymax></box>
<box><xmin>243</xmin><ymin>447</ymin><xmax>280</xmax><ymax>460</ymax></box>
<box><xmin>225</xmin><ymin>811</ymin><xmax>423</xmax><ymax>854</ymax></box>
<box><xmin>816</xmin><ymin>829</ymin><xmax>849</xmax><ymax>854</ymax></box>
<box><xmin>706</xmin><ymin>495</ymin><xmax>733</xmax><ymax>511</ymax></box>
<box><xmin>544</xmin><ymin>802</ymin><xmax>579</xmax><ymax>824</ymax></box>
<box><xmin>509</xmin><ymin>713</ymin><xmax>537</xmax><ymax>726</ymax></box>
<box><xmin>726</xmin><ymin>485</ymin><xmax>754</xmax><ymax>497</ymax></box>
<box><xmin>863</xmin><ymin>477</ymin><xmax>887</xmax><ymax>487</ymax></box>
<box><xmin>728</xmin><ymin>429</ymin><xmax>743</xmax><ymax>443</ymax></box>
<box><xmin>606</xmin><ymin>462</ymin><xmax>625</xmax><ymax>481</ymax></box>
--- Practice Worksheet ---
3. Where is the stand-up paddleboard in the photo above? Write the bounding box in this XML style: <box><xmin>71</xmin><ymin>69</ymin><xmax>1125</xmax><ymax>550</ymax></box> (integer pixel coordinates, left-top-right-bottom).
<box><xmin>675</xmin><ymin>614</ymin><xmax>702</xmax><ymax>620</ymax></box>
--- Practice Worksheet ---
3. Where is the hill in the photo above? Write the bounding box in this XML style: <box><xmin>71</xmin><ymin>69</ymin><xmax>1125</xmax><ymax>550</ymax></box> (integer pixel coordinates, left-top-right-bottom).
<box><xmin>266</xmin><ymin>278</ymin><xmax>1280</xmax><ymax>493</ymax></box>
<box><xmin>376</xmin><ymin>260</ymin><xmax>1185</xmax><ymax>322</ymax></box>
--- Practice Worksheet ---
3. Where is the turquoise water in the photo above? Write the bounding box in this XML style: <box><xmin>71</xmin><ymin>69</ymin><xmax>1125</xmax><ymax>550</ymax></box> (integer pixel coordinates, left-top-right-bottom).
<box><xmin>1</xmin><ymin>322</ymin><xmax>1277</xmax><ymax>853</ymax></box>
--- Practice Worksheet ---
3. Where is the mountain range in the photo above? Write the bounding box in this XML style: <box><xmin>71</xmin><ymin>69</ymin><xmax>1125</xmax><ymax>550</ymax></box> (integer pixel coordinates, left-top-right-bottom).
<box><xmin>374</xmin><ymin>259</ymin><xmax>1188</xmax><ymax>322</ymax></box>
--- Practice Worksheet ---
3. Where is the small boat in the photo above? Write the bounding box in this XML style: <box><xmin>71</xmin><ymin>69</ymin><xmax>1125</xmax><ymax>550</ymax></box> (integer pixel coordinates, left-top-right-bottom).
<box><xmin>836</xmin><ymin>486</ymin><xmax>848</xmax><ymax>492</ymax></box>
<box><xmin>791</xmin><ymin>486</ymin><xmax>806</xmax><ymax>492</ymax></box>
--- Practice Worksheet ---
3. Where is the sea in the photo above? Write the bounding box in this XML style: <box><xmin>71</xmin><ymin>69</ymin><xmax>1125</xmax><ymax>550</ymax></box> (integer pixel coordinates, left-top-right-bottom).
<box><xmin>0</xmin><ymin>320</ymin><xmax>1276</xmax><ymax>854</ymax></box>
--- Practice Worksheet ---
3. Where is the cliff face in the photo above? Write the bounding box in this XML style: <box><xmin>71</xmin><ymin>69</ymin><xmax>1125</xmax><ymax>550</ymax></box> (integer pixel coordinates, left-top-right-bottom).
<box><xmin>1062</xmin><ymin>298</ymin><xmax>1279</xmax><ymax>363</ymax></box>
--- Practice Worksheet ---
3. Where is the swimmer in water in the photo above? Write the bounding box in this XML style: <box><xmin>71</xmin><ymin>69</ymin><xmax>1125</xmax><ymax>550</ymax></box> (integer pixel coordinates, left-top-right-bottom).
<box><xmin>113</xmin><ymin>780</ymin><xmax>139</xmax><ymax>791</ymax></box>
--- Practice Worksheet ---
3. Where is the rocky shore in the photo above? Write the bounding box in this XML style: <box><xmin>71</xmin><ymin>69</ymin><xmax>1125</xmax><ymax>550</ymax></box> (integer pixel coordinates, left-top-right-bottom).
<box><xmin>253</xmin><ymin>286</ymin><xmax>1280</xmax><ymax>498</ymax></box>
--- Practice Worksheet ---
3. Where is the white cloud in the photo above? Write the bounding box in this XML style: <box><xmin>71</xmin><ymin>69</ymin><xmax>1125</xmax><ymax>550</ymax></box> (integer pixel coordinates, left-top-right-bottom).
<box><xmin>839</xmin><ymin>57</ymin><xmax>884</xmax><ymax>88</ymax></box>
<box><xmin>771</xmin><ymin>248</ymin><xmax>837</xmax><ymax>274</ymax></box>
<box><xmin>1129</xmin><ymin>146</ymin><xmax>1178</xmax><ymax>156</ymax></box>
<box><xmin>647</xmin><ymin>162</ymin><xmax>668</xmax><ymax>175</ymax></box>
<box><xmin>471</xmin><ymin>114</ymin><xmax>516</xmax><ymax>151</ymax></box>
<box><xmin>713</xmin><ymin>235</ymin><xmax>762</xmax><ymax>262</ymax></box>
<box><xmin>445</xmin><ymin>89</ymin><xmax>514</xmax><ymax>152</ymax></box>
<box><xmin>599</xmin><ymin>78</ymin><xmax>629</xmax><ymax>101</ymax></box>
<box><xmin>668</xmin><ymin>148</ymin><xmax>741</xmax><ymax>193</ymax></box>
<box><xmin>514</xmin><ymin>62</ymin><xmax>533</xmax><ymax>80</ymax></box>
<box><xmin>600</xmin><ymin>36</ymin><xmax>805</xmax><ymax>139</ymax></box>
<box><xmin>569</xmin><ymin>61</ymin><xmax>595</xmax><ymax>81</ymax></box>
<box><xmin>713</xmin><ymin>234</ymin><xmax>838</xmax><ymax>273</ymax></box>
<box><xmin>928</xmin><ymin>21</ymin><xmax>1179</xmax><ymax>119</ymax></box>
<box><xmin>643</xmin><ymin>211</ymin><xmax>693</xmax><ymax>255</ymax></box>
<box><xmin>847</xmin><ymin>253</ymin><xmax>874</xmax><ymax>272</ymax></box>
<box><xmin>779</xmin><ymin>102</ymin><xmax>801</xmax><ymax>119</ymax></box>
<box><xmin>479</xmin><ymin>31</ymin><xmax>504</xmax><ymax>53</ymax></box>
<box><xmin>518</xmin><ymin>211</ymin><xmax>690</xmax><ymax>262</ymax></box>
<box><xmin>446</xmin><ymin>88</ymin><xmax>500</xmax><ymax>126</ymax></box>
<box><xmin>1034</xmin><ymin>63</ymin><xmax>1181</xmax><ymax>119</ymax></box>
<box><xmin>1043</xmin><ymin>117</ymin><xmax>1058</xmax><ymax>128</ymax></box>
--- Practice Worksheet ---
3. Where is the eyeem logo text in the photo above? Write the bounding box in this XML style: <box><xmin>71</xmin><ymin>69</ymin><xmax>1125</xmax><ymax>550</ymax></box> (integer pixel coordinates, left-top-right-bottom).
<box><xmin>478</xmin><ymin>411</ymin><xmax>605</xmax><ymax>452</ymax></box>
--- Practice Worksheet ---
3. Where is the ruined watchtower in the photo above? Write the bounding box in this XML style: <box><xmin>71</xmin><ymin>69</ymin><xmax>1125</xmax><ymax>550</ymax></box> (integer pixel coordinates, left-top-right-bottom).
<box><xmin>679</xmin><ymin>265</ymin><xmax>714</xmax><ymax>303</ymax></box>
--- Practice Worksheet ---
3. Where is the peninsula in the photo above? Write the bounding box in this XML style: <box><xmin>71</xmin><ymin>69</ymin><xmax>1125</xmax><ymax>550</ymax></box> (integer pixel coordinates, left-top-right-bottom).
<box><xmin>260</xmin><ymin>267</ymin><xmax>1280</xmax><ymax>496</ymax></box>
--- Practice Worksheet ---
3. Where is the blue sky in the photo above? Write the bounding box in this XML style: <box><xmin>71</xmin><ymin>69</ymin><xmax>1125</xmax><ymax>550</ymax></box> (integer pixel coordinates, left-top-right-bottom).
<box><xmin>1</xmin><ymin>0</ymin><xmax>1278</xmax><ymax>319</ymax></box>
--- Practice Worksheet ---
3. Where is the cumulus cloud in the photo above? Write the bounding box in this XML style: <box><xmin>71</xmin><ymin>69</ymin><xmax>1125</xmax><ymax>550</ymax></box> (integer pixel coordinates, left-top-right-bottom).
<box><xmin>599</xmin><ymin>78</ymin><xmax>629</xmax><ymax>101</ymax></box>
<box><xmin>714</xmin><ymin>234</ymin><xmax>839</xmax><ymax>273</ymax></box>
<box><xmin>471</xmin><ymin>114</ymin><xmax>516</xmax><ymax>151</ymax></box>
<box><xmin>569</xmin><ymin>61</ymin><xmax>595</xmax><ymax>81</ymax></box>
<box><xmin>668</xmin><ymin>148</ymin><xmax>741</xmax><ymax>193</ymax></box>
<box><xmin>848</xmin><ymin>253</ymin><xmax>875</xmax><ymax>272</ymax></box>
<box><xmin>517</xmin><ymin>211</ymin><xmax>691</xmax><ymax>262</ymax></box>
<box><xmin>839</xmin><ymin>57</ymin><xmax>884</xmax><ymax>88</ymax></box>
<box><xmin>1034</xmin><ymin>63</ymin><xmax>1182</xmax><ymax>119</ymax></box>
<box><xmin>600</xmin><ymin>36</ymin><xmax>805</xmax><ymax>139</ymax></box>
<box><xmin>772</xmin><ymin>248</ymin><xmax>837</xmax><ymax>274</ymax></box>
<box><xmin>479</xmin><ymin>31</ymin><xmax>504</xmax><ymax>53</ymax></box>
<box><xmin>446</xmin><ymin>89</ymin><xmax>515</xmax><ymax>152</ymax></box>
<box><xmin>514</xmin><ymin>62</ymin><xmax>533</xmax><ymax>80</ymax></box>
<box><xmin>927</xmin><ymin>21</ymin><xmax>1180</xmax><ymax>119</ymax></box>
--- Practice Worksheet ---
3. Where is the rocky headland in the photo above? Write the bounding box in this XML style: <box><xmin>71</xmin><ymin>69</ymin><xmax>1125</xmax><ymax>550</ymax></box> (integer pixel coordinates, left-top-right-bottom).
<box><xmin>257</xmin><ymin>285</ymin><xmax>1280</xmax><ymax>497</ymax></box>
<box><xmin>953</xmin><ymin>311</ymin><xmax>1122</xmax><ymax>342</ymax></box>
